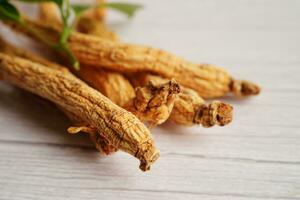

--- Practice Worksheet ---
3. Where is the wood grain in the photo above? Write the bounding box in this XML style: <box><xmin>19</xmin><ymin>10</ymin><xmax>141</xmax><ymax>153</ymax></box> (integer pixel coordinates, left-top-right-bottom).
<box><xmin>0</xmin><ymin>0</ymin><xmax>299</xmax><ymax>199</ymax></box>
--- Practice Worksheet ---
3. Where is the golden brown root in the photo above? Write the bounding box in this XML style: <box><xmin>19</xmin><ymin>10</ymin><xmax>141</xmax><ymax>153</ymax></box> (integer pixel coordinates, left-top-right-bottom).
<box><xmin>230</xmin><ymin>79</ymin><xmax>261</xmax><ymax>97</ymax></box>
<box><xmin>0</xmin><ymin>53</ymin><xmax>159</xmax><ymax>171</ymax></box>
<box><xmin>125</xmin><ymin>79</ymin><xmax>181</xmax><ymax>126</ymax></box>
<box><xmin>4</xmin><ymin>17</ymin><xmax>260</xmax><ymax>99</ymax></box>
<box><xmin>0</xmin><ymin>37</ymin><xmax>117</xmax><ymax>153</ymax></box>
<box><xmin>131</xmin><ymin>74</ymin><xmax>233</xmax><ymax>127</ymax></box>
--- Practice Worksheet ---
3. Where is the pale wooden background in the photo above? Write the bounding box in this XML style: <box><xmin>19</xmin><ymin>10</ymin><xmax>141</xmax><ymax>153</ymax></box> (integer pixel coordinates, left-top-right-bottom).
<box><xmin>0</xmin><ymin>0</ymin><xmax>300</xmax><ymax>199</ymax></box>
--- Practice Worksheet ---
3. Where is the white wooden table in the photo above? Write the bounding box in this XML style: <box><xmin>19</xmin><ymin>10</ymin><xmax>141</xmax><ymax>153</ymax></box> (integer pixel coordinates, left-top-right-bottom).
<box><xmin>1</xmin><ymin>0</ymin><xmax>300</xmax><ymax>199</ymax></box>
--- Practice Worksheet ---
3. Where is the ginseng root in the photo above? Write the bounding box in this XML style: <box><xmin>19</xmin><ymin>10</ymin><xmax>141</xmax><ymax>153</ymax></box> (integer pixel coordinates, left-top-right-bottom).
<box><xmin>4</xmin><ymin>17</ymin><xmax>260</xmax><ymax>99</ymax></box>
<box><xmin>0</xmin><ymin>37</ymin><xmax>114</xmax><ymax>153</ymax></box>
<box><xmin>0</xmin><ymin>53</ymin><xmax>159</xmax><ymax>171</ymax></box>
<box><xmin>131</xmin><ymin>74</ymin><xmax>233</xmax><ymax>127</ymax></box>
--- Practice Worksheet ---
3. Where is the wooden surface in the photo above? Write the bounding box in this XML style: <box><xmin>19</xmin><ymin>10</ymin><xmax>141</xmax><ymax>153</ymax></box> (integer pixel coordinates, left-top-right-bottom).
<box><xmin>1</xmin><ymin>0</ymin><xmax>300</xmax><ymax>199</ymax></box>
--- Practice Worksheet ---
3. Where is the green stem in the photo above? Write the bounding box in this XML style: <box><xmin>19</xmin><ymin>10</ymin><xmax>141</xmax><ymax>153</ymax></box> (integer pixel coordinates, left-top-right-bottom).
<box><xmin>59</xmin><ymin>26</ymin><xmax>71</xmax><ymax>44</ymax></box>
<box><xmin>61</xmin><ymin>44</ymin><xmax>79</xmax><ymax>70</ymax></box>
<box><xmin>56</xmin><ymin>0</ymin><xmax>79</xmax><ymax>69</ymax></box>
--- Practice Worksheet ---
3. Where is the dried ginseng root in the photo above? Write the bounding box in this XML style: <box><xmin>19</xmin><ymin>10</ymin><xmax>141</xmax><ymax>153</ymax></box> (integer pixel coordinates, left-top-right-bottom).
<box><xmin>0</xmin><ymin>37</ymin><xmax>117</xmax><ymax>154</ymax></box>
<box><xmin>131</xmin><ymin>74</ymin><xmax>233</xmax><ymax>127</ymax></box>
<box><xmin>4</xmin><ymin>17</ymin><xmax>260</xmax><ymax>99</ymax></box>
<box><xmin>0</xmin><ymin>53</ymin><xmax>159</xmax><ymax>171</ymax></box>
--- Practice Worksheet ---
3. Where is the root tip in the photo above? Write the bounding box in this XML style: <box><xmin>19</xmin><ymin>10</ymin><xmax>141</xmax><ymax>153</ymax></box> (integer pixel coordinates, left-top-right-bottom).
<box><xmin>231</xmin><ymin>80</ymin><xmax>260</xmax><ymax>97</ymax></box>
<box><xmin>136</xmin><ymin>141</ymin><xmax>160</xmax><ymax>171</ymax></box>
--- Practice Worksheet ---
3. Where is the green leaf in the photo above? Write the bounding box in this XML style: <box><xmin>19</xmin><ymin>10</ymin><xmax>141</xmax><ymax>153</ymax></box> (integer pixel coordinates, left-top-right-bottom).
<box><xmin>0</xmin><ymin>0</ymin><xmax>22</xmax><ymax>23</ymax></box>
<box><xmin>103</xmin><ymin>2</ymin><xmax>143</xmax><ymax>18</ymax></box>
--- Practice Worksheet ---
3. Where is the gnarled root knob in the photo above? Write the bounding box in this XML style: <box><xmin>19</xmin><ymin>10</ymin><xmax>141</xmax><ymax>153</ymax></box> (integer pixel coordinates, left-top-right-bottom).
<box><xmin>194</xmin><ymin>101</ymin><xmax>233</xmax><ymax>127</ymax></box>
<box><xmin>127</xmin><ymin>79</ymin><xmax>181</xmax><ymax>126</ymax></box>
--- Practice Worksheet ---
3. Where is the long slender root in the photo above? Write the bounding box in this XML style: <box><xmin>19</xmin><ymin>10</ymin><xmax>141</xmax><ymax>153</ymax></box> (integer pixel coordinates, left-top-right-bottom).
<box><xmin>0</xmin><ymin>53</ymin><xmax>159</xmax><ymax>171</ymax></box>
<box><xmin>0</xmin><ymin>37</ymin><xmax>117</xmax><ymax>153</ymax></box>
<box><xmin>4</xmin><ymin>17</ymin><xmax>260</xmax><ymax>99</ymax></box>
